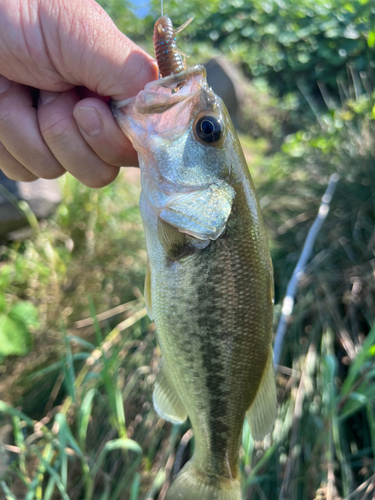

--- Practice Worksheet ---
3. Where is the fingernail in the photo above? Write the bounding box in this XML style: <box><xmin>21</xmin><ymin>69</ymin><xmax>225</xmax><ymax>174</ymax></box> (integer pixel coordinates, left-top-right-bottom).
<box><xmin>0</xmin><ymin>75</ymin><xmax>12</xmax><ymax>94</ymax></box>
<box><xmin>74</xmin><ymin>107</ymin><xmax>103</xmax><ymax>137</ymax></box>
<box><xmin>39</xmin><ymin>90</ymin><xmax>60</xmax><ymax>105</ymax></box>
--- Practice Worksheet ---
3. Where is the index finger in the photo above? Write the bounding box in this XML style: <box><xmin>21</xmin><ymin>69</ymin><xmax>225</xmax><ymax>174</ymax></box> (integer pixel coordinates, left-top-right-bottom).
<box><xmin>39</xmin><ymin>0</ymin><xmax>158</xmax><ymax>99</ymax></box>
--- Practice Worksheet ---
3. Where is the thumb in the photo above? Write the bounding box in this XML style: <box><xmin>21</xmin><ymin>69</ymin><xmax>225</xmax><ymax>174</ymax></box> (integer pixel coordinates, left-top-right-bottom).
<box><xmin>41</xmin><ymin>0</ymin><xmax>158</xmax><ymax>100</ymax></box>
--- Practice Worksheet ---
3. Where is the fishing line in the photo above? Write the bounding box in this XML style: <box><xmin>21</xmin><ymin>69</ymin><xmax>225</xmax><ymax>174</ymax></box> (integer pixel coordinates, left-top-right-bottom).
<box><xmin>161</xmin><ymin>0</ymin><xmax>163</xmax><ymax>17</ymax></box>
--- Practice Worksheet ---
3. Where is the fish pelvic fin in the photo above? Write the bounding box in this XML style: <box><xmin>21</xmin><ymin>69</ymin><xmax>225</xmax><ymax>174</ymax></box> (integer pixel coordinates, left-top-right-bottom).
<box><xmin>246</xmin><ymin>346</ymin><xmax>277</xmax><ymax>441</ymax></box>
<box><xmin>166</xmin><ymin>462</ymin><xmax>241</xmax><ymax>500</ymax></box>
<box><xmin>153</xmin><ymin>361</ymin><xmax>187</xmax><ymax>424</ymax></box>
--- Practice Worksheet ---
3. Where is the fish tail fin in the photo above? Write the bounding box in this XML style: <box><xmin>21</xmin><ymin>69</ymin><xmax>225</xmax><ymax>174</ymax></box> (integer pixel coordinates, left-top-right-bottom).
<box><xmin>165</xmin><ymin>462</ymin><xmax>241</xmax><ymax>500</ymax></box>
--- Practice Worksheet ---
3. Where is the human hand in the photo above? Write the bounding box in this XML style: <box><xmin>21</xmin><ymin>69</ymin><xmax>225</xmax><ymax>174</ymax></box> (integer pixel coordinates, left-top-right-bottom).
<box><xmin>0</xmin><ymin>0</ymin><xmax>157</xmax><ymax>187</ymax></box>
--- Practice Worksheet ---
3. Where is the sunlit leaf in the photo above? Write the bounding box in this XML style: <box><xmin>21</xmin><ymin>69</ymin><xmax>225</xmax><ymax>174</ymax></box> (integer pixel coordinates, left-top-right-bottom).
<box><xmin>8</xmin><ymin>300</ymin><xmax>40</xmax><ymax>329</ymax></box>
<box><xmin>368</xmin><ymin>30</ymin><xmax>375</xmax><ymax>48</ymax></box>
<box><xmin>0</xmin><ymin>313</ymin><xmax>32</xmax><ymax>356</ymax></box>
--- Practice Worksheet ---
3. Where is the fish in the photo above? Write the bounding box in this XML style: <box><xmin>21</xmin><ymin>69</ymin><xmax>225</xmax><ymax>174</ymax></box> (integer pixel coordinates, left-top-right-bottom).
<box><xmin>111</xmin><ymin>19</ymin><xmax>276</xmax><ymax>500</ymax></box>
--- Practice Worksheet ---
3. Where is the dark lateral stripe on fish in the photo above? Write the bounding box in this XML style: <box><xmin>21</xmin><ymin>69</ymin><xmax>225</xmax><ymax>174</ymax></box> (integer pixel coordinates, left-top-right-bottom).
<box><xmin>193</xmin><ymin>241</ymin><xmax>233</xmax><ymax>472</ymax></box>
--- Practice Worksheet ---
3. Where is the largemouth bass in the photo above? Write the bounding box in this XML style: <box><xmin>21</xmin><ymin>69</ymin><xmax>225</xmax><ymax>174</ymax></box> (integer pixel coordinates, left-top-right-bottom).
<box><xmin>112</xmin><ymin>63</ymin><xmax>276</xmax><ymax>500</ymax></box>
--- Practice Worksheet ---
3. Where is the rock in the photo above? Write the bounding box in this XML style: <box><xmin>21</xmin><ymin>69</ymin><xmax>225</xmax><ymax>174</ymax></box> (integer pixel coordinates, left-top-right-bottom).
<box><xmin>204</xmin><ymin>56</ymin><xmax>245</xmax><ymax>129</ymax></box>
<box><xmin>0</xmin><ymin>171</ymin><xmax>62</xmax><ymax>238</ymax></box>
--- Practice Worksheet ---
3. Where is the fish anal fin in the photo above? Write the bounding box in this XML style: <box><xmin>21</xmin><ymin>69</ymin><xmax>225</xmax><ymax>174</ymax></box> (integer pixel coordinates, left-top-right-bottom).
<box><xmin>153</xmin><ymin>362</ymin><xmax>187</xmax><ymax>424</ymax></box>
<box><xmin>246</xmin><ymin>347</ymin><xmax>277</xmax><ymax>440</ymax></box>
<box><xmin>144</xmin><ymin>259</ymin><xmax>153</xmax><ymax>320</ymax></box>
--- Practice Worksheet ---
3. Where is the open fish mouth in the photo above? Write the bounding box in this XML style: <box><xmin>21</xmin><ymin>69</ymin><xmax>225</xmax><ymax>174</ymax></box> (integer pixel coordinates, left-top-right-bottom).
<box><xmin>111</xmin><ymin>65</ymin><xmax>207</xmax><ymax>113</ymax></box>
<box><xmin>110</xmin><ymin>64</ymin><xmax>226</xmax><ymax>160</ymax></box>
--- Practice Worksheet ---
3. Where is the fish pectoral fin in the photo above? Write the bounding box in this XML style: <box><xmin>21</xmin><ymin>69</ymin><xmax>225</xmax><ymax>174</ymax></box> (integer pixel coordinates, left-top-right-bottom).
<box><xmin>153</xmin><ymin>361</ymin><xmax>187</xmax><ymax>424</ymax></box>
<box><xmin>144</xmin><ymin>259</ymin><xmax>153</xmax><ymax>320</ymax></box>
<box><xmin>246</xmin><ymin>347</ymin><xmax>277</xmax><ymax>440</ymax></box>
<box><xmin>159</xmin><ymin>181</ymin><xmax>235</xmax><ymax>240</ymax></box>
<box><xmin>157</xmin><ymin>218</ymin><xmax>187</xmax><ymax>260</ymax></box>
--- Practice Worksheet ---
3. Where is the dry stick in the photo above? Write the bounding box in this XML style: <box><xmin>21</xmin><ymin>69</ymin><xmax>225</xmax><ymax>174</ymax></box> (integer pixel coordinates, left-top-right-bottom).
<box><xmin>327</xmin><ymin>419</ymin><xmax>339</xmax><ymax>500</ymax></box>
<box><xmin>278</xmin><ymin>371</ymin><xmax>306</xmax><ymax>500</ymax></box>
<box><xmin>273</xmin><ymin>173</ymin><xmax>340</xmax><ymax>367</ymax></box>
<box><xmin>321</xmin><ymin>283</ymin><xmax>356</xmax><ymax>359</ymax></box>
<box><xmin>61</xmin><ymin>307</ymin><xmax>148</xmax><ymax>415</ymax></box>
<box><xmin>172</xmin><ymin>429</ymin><xmax>194</xmax><ymax>479</ymax></box>
<box><xmin>43</xmin><ymin>372</ymin><xmax>64</xmax><ymax>415</ymax></box>
<box><xmin>279</xmin><ymin>337</ymin><xmax>317</xmax><ymax>500</ymax></box>
<box><xmin>157</xmin><ymin>452</ymin><xmax>177</xmax><ymax>500</ymax></box>
<box><xmin>343</xmin><ymin>474</ymin><xmax>375</xmax><ymax>500</ymax></box>
<box><xmin>74</xmin><ymin>299</ymin><xmax>139</xmax><ymax>328</ymax></box>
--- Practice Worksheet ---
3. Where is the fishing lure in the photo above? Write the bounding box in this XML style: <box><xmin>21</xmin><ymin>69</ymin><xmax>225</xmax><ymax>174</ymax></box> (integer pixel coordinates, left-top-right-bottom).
<box><xmin>153</xmin><ymin>15</ymin><xmax>192</xmax><ymax>78</ymax></box>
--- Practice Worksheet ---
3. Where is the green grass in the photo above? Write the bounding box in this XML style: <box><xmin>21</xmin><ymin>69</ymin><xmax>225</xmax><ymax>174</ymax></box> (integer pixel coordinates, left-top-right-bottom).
<box><xmin>0</xmin><ymin>305</ymin><xmax>152</xmax><ymax>500</ymax></box>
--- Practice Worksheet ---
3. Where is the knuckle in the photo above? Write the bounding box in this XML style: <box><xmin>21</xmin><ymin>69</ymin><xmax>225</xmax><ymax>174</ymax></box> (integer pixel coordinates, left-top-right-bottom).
<box><xmin>85</xmin><ymin>166</ymin><xmax>119</xmax><ymax>188</ymax></box>
<box><xmin>0</xmin><ymin>138</ymin><xmax>63</xmax><ymax>180</ymax></box>
<box><xmin>19</xmin><ymin>172</ymin><xmax>39</xmax><ymax>182</ymax></box>
<box><xmin>0</xmin><ymin>140</ymin><xmax>8</xmax><ymax>154</ymax></box>
<box><xmin>0</xmin><ymin>166</ymin><xmax>38</xmax><ymax>183</ymax></box>
<box><xmin>103</xmin><ymin>147</ymin><xmax>127</xmax><ymax>167</ymax></box>
<box><xmin>39</xmin><ymin>110</ymin><xmax>72</xmax><ymax>142</ymax></box>
<box><xmin>36</xmin><ymin>162</ymin><xmax>65</xmax><ymax>180</ymax></box>
<box><xmin>0</xmin><ymin>108</ymin><xmax>19</xmax><ymax>129</ymax></box>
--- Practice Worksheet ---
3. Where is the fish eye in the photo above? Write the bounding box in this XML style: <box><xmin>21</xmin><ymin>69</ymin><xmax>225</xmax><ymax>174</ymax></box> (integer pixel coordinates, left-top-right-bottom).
<box><xmin>195</xmin><ymin>115</ymin><xmax>223</xmax><ymax>143</ymax></box>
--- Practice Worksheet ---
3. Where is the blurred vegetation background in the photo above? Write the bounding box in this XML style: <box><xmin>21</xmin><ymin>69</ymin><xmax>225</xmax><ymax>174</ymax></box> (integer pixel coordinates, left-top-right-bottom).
<box><xmin>1</xmin><ymin>0</ymin><xmax>374</xmax><ymax>499</ymax></box>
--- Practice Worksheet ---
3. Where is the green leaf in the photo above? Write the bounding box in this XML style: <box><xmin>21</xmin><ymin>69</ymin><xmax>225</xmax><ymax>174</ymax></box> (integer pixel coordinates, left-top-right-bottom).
<box><xmin>0</xmin><ymin>313</ymin><xmax>32</xmax><ymax>356</ymax></box>
<box><xmin>343</xmin><ymin>3</ymin><xmax>355</xmax><ymax>13</ymax></box>
<box><xmin>0</xmin><ymin>401</ymin><xmax>34</xmax><ymax>426</ymax></box>
<box><xmin>104</xmin><ymin>438</ymin><xmax>142</xmax><ymax>454</ymax></box>
<box><xmin>67</xmin><ymin>335</ymin><xmax>95</xmax><ymax>351</ymax></box>
<box><xmin>78</xmin><ymin>388</ymin><xmax>96</xmax><ymax>449</ymax></box>
<box><xmin>87</xmin><ymin>437</ymin><xmax>143</xmax><ymax>499</ymax></box>
<box><xmin>130</xmin><ymin>474</ymin><xmax>141</xmax><ymax>500</ymax></box>
<box><xmin>340</xmin><ymin>391</ymin><xmax>373</xmax><ymax>420</ymax></box>
<box><xmin>62</xmin><ymin>327</ymin><xmax>76</xmax><ymax>402</ymax></box>
<box><xmin>55</xmin><ymin>413</ymin><xmax>83</xmax><ymax>457</ymax></box>
<box><xmin>0</xmin><ymin>294</ymin><xmax>6</xmax><ymax>313</ymax></box>
<box><xmin>368</xmin><ymin>30</ymin><xmax>375</xmax><ymax>48</ymax></box>
<box><xmin>8</xmin><ymin>300</ymin><xmax>39</xmax><ymax>329</ymax></box>
<box><xmin>33</xmin><ymin>450</ymin><xmax>70</xmax><ymax>500</ymax></box>
<box><xmin>341</xmin><ymin>323</ymin><xmax>375</xmax><ymax>395</ymax></box>
<box><xmin>0</xmin><ymin>481</ymin><xmax>17</xmax><ymax>500</ymax></box>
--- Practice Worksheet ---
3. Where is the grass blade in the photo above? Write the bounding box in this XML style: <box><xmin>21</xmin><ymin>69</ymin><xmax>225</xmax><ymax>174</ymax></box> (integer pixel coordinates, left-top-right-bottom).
<box><xmin>34</xmin><ymin>450</ymin><xmax>70</xmax><ymax>500</ymax></box>
<box><xmin>0</xmin><ymin>481</ymin><xmax>17</xmax><ymax>500</ymax></box>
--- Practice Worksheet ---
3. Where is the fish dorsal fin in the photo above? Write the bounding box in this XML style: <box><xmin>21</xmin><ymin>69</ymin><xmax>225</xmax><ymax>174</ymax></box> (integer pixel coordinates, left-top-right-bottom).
<box><xmin>144</xmin><ymin>259</ymin><xmax>153</xmax><ymax>319</ymax></box>
<box><xmin>153</xmin><ymin>361</ymin><xmax>187</xmax><ymax>424</ymax></box>
<box><xmin>246</xmin><ymin>347</ymin><xmax>277</xmax><ymax>440</ymax></box>
<box><xmin>159</xmin><ymin>181</ymin><xmax>235</xmax><ymax>241</ymax></box>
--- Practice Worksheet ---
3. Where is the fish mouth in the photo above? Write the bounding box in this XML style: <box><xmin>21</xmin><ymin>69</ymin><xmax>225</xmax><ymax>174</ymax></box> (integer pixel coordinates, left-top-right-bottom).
<box><xmin>151</xmin><ymin>65</ymin><xmax>207</xmax><ymax>92</ymax></box>
<box><xmin>111</xmin><ymin>64</ymin><xmax>218</xmax><ymax>146</ymax></box>
<box><xmin>111</xmin><ymin>65</ymin><xmax>209</xmax><ymax>115</ymax></box>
